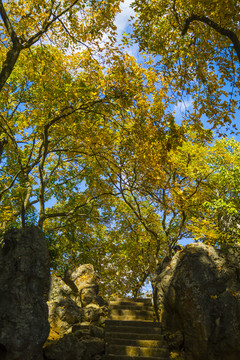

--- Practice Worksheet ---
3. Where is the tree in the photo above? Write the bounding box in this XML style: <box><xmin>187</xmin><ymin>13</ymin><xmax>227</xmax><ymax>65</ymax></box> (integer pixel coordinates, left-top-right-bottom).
<box><xmin>131</xmin><ymin>0</ymin><xmax>240</xmax><ymax>135</ymax></box>
<box><xmin>0</xmin><ymin>0</ymin><xmax>121</xmax><ymax>91</ymax></box>
<box><xmin>39</xmin><ymin>52</ymin><xmax>172</xmax><ymax>296</ymax></box>
<box><xmin>0</xmin><ymin>45</ymin><xmax>112</xmax><ymax>231</ymax></box>
<box><xmin>0</xmin><ymin>43</ymin><xmax>174</xmax><ymax>296</ymax></box>
<box><xmin>87</xmin><ymin>61</ymin><xmax>215</xmax><ymax>258</ymax></box>
<box><xmin>0</xmin><ymin>0</ymin><xmax>124</xmax><ymax>228</ymax></box>
<box><xmin>1</xmin><ymin>0</ymin><xmax>240</xmax><ymax>298</ymax></box>
<box><xmin>188</xmin><ymin>138</ymin><xmax>240</xmax><ymax>246</ymax></box>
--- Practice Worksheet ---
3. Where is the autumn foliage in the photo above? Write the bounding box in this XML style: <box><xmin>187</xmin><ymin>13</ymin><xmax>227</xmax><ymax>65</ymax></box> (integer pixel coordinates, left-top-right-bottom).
<box><xmin>0</xmin><ymin>0</ymin><xmax>240</xmax><ymax>296</ymax></box>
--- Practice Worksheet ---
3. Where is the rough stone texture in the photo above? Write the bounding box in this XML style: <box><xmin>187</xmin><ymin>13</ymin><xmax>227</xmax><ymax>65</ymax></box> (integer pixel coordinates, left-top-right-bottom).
<box><xmin>152</xmin><ymin>243</ymin><xmax>240</xmax><ymax>360</ymax></box>
<box><xmin>64</xmin><ymin>264</ymin><xmax>100</xmax><ymax>306</ymax></box>
<box><xmin>44</xmin><ymin>334</ymin><xmax>86</xmax><ymax>360</ymax></box>
<box><xmin>0</xmin><ymin>227</ymin><xmax>50</xmax><ymax>360</ymax></box>
<box><xmin>47</xmin><ymin>276</ymin><xmax>83</xmax><ymax>340</ymax></box>
<box><xmin>47</xmin><ymin>273</ymin><xmax>108</xmax><ymax>342</ymax></box>
<box><xmin>44</xmin><ymin>264</ymin><xmax>107</xmax><ymax>360</ymax></box>
<box><xmin>44</xmin><ymin>333</ymin><xmax>104</xmax><ymax>360</ymax></box>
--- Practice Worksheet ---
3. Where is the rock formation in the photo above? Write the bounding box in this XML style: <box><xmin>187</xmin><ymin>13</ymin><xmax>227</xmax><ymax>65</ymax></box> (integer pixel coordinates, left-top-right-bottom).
<box><xmin>44</xmin><ymin>264</ymin><xmax>108</xmax><ymax>360</ymax></box>
<box><xmin>152</xmin><ymin>242</ymin><xmax>240</xmax><ymax>360</ymax></box>
<box><xmin>0</xmin><ymin>227</ymin><xmax>50</xmax><ymax>360</ymax></box>
<box><xmin>64</xmin><ymin>264</ymin><xmax>100</xmax><ymax>307</ymax></box>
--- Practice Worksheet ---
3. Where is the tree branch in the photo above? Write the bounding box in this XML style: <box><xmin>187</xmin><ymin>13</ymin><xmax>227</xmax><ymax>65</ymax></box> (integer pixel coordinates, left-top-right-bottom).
<box><xmin>0</xmin><ymin>169</ymin><xmax>22</xmax><ymax>200</ymax></box>
<box><xmin>0</xmin><ymin>1</ymin><xmax>23</xmax><ymax>91</ymax></box>
<box><xmin>38</xmin><ymin>124</ymin><xmax>50</xmax><ymax>229</ymax></box>
<box><xmin>0</xmin><ymin>0</ymin><xmax>81</xmax><ymax>91</ymax></box>
<box><xmin>0</xmin><ymin>0</ymin><xmax>19</xmax><ymax>43</ymax></box>
<box><xmin>21</xmin><ymin>175</ymin><xmax>33</xmax><ymax>227</ymax></box>
<box><xmin>24</xmin><ymin>0</ymin><xmax>80</xmax><ymax>48</ymax></box>
<box><xmin>42</xmin><ymin>192</ymin><xmax>115</xmax><ymax>220</ymax></box>
<box><xmin>182</xmin><ymin>14</ymin><xmax>240</xmax><ymax>63</ymax></box>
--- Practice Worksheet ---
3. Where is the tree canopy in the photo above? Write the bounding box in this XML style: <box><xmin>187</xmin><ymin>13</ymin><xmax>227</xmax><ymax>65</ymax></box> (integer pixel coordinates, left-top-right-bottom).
<box><xmin>0</xmin><ymin>0</ymin><xmax>121</xmax><ymax>90</ymax></box>
<box><xmin>0</xmin><ymin>0</ymin><xmax>240</xmax><ymax>297</ymax></box>
<box><xmin>132</xmin><ymin>0</ymin><xmax>240</xmax><ymax>134</ymax></box>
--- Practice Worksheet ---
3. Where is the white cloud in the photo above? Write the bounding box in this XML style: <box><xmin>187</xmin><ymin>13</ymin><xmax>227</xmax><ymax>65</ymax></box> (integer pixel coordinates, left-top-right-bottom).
<box><xmin>174</xmin><ymin>99</ymin><xmax>193</xmax><ymax>115</ymax></box>
<box><xmin>113</xmin><ymin>0</ymin><xmax>141</xmax><ymax>58</ymax></box>
<box><xmin>96</xmin><ymin>0</ymin><xmax>139</xmax><ymax>61</ymax></box>
<box><xmin>115</xmin><ymin>0</ymin><xmax>135</xmax><ymax>35</ymax></box>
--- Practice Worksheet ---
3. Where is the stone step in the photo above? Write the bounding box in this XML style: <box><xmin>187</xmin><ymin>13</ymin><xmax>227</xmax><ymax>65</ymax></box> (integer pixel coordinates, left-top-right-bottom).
<box><xmin>106</xmin><ymin>344</ymin><xmax>169</xmax><ymax>357</ymax></box>
<box><xmin>105</xmin><ymin>331</ymin><xmax>164</xmax><ymax>341</ymax></box>
<box><xmin>110</xmin><ymin>308</ymin><xmax>153</xmax><ymax>315</ymax></box>
<box><xmin>105</xmin><ymin>325</ymin><xmax>162</xmax><ymax>335</ymax></box>
<box><xmin>103</xmin><ymin>355</ymin><xmax>169</xmax><ymax>360</ymax></box>
<box><xmin>105</xmin><ymin>320</ymin><xmax>161</xmax><ymax>328</ymax></box>
<box><xmin>106</xmin><ymin>338</ymin><xmax>167</xmax><ymax>348</ymax></box>
<box><xmin>109</xmin><ymin>299</ymin><xmax>152</xmax><ymax>307</ymax></box>
<box><xmin>104</xmin><ymin>299</ymin><xmax>167</xmax><ymax>360</ymax></box>
<box><xmin>110</xmin><ymin>304</ymin><xmax>153</xmax><ymax>311</ymax></box>
<box><xmin>105</xmin><ymin>320</ymin><xmax>162</xmax><ymax>335</ymax></box>
<box><xmin>108</xmin><ymin>316</ymin><xmax>152</xmax><ymax>321</ymax></box>
<box><xmin>108</xmin><ymin>309</ymin><xmax>153</xmax><ymax>321</ymax></box>
<box><xmin>110</xmin><ymin>298</ymin><xmax>152</xmax><ymax>302</ymax></box>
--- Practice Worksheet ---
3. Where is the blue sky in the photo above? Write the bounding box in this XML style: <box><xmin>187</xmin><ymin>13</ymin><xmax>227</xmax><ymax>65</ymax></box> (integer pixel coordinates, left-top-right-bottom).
<box><xmin>113</xmin><ymin>1</ymin><xmax>240</xmax><ymax>250</ymax></box>
<box><xmin>114</xmin><ymin>1</ymin><xmax>240</xmax><ymax>141</ymax></box>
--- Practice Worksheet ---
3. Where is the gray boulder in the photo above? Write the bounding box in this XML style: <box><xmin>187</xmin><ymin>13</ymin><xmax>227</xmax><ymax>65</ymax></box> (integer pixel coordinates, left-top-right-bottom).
<box><xmin>0</xmin><ymin>227</ymin><xmax>50</xmax><ymax>360</ymax></box>
<box><xmin>152</xmin><ymin>243</ymin><xmax>240</xmax><ymax>360</ymax></box>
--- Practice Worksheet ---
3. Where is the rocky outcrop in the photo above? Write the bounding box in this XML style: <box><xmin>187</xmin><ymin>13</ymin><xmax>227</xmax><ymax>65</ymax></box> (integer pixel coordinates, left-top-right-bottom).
<box><xmin>44</xmin><ymin>333</ymin><xmax>104</xmax><ymax>360</ymax></box>
<box><xmin>44</xmin><ymin>264</ymin><xmax>108</xmax><ymax>360</ymax></box>
<box><xmin>152</xmin><ymin>243</ymin><xmax>240</xmax><ymax>360</ymax></box>
<box><xmin>0</xmin><ymin>227</ymin><xmax>50</xmax><ymax>360</ymax></box>
<box><xmin>64</xmin><ymin>264</ymin><xmax>100</xmax><ymax>307</ymax></box>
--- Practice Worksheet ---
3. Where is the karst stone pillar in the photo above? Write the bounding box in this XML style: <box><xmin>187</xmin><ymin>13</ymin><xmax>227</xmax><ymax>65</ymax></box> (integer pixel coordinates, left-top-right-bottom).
<box><xmin>0</xmin><ymin>226</ymin><xmax>50</xmax><ymax>360</ymax></box>
<box><xmin>64</xmin><ymin>264</ymin><xmax>99</xmax><ymax>307</ymax></box>
<box><xmin>152</xmin><ymin>243</ymin><xmax>240</xmax><ymax>360</ymax></box>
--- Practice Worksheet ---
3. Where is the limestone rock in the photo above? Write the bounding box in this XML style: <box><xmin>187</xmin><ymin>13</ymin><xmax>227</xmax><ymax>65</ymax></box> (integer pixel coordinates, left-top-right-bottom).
<box><xmin>152</xmin><ymin>243</ymin><xmax>240</xmax><ymax>360</ymax></box>
<box><xmin>81</xmin><ymin>338</ymin><xmax>104</xmax><ymax>359</ymax></box>
<box><xmin>72</xmin><ymin>324</ymin><xmax>104</xmax><ymax>339</ymax></box>
<box><xmin>47</xmin><ymin>267</ymin><xmax>108</xmax><ymax>341</ymax></box>
<box><xmin>44</xmin><ymin>333</ymin><xmax>104</xmax><ymax>360</ymax></box>
<box><xmin>0</xmin><ymin>227</ymin><xmax>50</xmax><ymax>360</ymax></box>
<box><xmin>44</xmin><ymin>334</ymin><xmax>86</xmax><ymax>360</ymax></box>
<box><xmin>45</xmin><ymin>265</ymin><xmax>107</xmax><ymax>359</ymax></box>
<box><xmin>64</xmin><ymin>264</ymin><xmax>99</xmax><ymax>306</ymax></box>
<box><xmin>47</xmin><ymin>276</ymin><xmax>84</xmax><ymax>340</ymax></box>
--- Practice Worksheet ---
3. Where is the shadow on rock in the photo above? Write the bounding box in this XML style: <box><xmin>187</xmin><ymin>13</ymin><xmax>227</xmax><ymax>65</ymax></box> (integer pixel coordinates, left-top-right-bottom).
<box><xmin>152</xmin><ymin>243</ymin><xmax>240</xmax><ymax>360</ymax></box>
<box><xmin>44</xmin><ymin>264</ymin><xmax>108</xmax><ymax>360</ymax></box>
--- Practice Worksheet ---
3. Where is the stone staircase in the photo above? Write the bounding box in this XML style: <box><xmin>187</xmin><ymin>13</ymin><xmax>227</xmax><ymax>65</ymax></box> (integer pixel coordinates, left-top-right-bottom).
<box><xmin>103</xmin><ymin>298</ymin><xmax>169</xmax><ymax>360</ymax></box>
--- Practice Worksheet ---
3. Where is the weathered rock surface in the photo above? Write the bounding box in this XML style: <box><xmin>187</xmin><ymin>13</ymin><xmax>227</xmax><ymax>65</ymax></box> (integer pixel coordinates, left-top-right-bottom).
<box><xmin>44</xmin><ymin>264</ymin><xmax>107</xmax><ymax>360</ymax></box>
<box><xmin>152</xmin><ymin>243</ymin><xmax>240</xmax><ymax>360</ymax></box>
<box><xmin>44</xmin><ymin>334</ymin><xmax>104</xmax><ymax>360</ymax></box>
<box><xmin>47</xmin><ymin>276</ymin><xmax>83</xmax><ymax>339</ymax></box>
<box><xmin>0</xmin><ymin>227</ymin><xmax>50</xmax><ymax>360</ymax></box>
<box><xmin>64</xmin><ymin>264</ymin><xmax>100</xmax><ymax>306</ymax></box>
